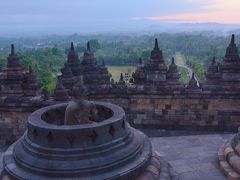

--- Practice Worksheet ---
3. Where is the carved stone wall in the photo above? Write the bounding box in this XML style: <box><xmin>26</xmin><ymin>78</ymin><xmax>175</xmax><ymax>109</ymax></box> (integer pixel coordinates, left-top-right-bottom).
<box><xmin>0</xmin><ymin>111</ymin><xmax>30</xmax><ymax>145</ymax></box>
<box><xmin>91</xmin><ymin>94</ymin><xmax>240</xmax><ymax>131</ymax></box>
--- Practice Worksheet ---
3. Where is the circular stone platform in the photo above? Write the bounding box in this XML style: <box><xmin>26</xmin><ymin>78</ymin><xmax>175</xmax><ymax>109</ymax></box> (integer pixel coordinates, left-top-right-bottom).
<box><xmin>1</xmin><ymin>102</ymin><xmax>176</xmax><ymax>180</ymax></box>
<box><xmin>218</xmin><ymin>128</ymin><xmax>240</xmax><ymax>179</ymax></box>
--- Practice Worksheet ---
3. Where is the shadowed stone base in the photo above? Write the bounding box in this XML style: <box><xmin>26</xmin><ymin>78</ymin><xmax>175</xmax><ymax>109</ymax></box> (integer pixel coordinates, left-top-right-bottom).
<box><xmin>218</xmin><ymin>133</ymin><xmax>240</xmax><ymax>179</ymax></box>
<box><xmin>1</xmin><ymin>133</ymin><xmax>233</xmax><ymax>180</ymax></box>
<box><xmin>1</xmin><ymin>170</ymin><xmax>9</xmax><ymax>180</ymax></box>
<box><xmin>136</xmin><ymin>152</ymin><xmax>178</xmax><ymax>180</ymax></box>
<box><xmin>1</xmin><ymin>151</ymin><xmax>177</xmax><ymax>180</ymax></box>
<box><xmin>1</xmin><ymin>102</ymin><xmax>177</xmax><ymax>180</ymax></box>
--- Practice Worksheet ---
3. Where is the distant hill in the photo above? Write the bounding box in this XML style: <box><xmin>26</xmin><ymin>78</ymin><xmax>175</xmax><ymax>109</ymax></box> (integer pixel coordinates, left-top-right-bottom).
<box><xmin>144</xmin><ymin>22</ymin><xmax>240</xmax><ymax>35</ymax></box>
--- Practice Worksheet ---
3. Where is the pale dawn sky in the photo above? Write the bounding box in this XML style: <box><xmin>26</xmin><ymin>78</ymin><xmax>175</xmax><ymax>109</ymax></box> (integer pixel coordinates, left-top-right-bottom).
<box><xmin>133</xmin><ymin>0</ymin><xmax>240</xmax><ymax>24</ymax></box>
<box><xmin>0</xmin><ymin>0</ymin><xmax>239</xmax><ymax>36</ymax></box>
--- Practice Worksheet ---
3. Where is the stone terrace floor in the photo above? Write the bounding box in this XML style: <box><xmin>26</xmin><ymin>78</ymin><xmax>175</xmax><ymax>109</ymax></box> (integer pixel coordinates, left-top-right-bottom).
<box><xmin>0</xmin><ymin>133</ymin><xmax>233</xmax><ymax>180</ymax></box>
<box><xmin>150</xmin><ymin>133</ymin><xmax>233</xmax><ymax>180</ymax></box>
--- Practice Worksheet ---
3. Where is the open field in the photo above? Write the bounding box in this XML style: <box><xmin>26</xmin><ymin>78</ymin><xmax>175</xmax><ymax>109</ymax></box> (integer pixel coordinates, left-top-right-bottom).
<box><xmin>178</xmin><ymin>67</ymin><xmax>190</xmax><ymax>84</ymax></box>
<box><xmin>175</xmin><ymin>52</ymin><xmax>192</xmax><ymax>84</ymax></box>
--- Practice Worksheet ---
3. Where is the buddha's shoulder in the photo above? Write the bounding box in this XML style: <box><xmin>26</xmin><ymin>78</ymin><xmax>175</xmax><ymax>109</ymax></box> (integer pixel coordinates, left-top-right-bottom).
<box><xmin>66</xmin><ymin>101</ymin><xmax>79</xmax><ymax>111</ymax></box>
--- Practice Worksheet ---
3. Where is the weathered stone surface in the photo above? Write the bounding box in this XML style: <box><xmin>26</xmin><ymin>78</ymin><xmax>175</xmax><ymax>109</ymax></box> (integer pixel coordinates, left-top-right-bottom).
<box><xmin>2</xmin><ymin>35</ymin><xmax>240</xmax><ymax>149</ymax></box>
<box><xmin>91</xmin><ymin>94</ymin><xmax>240</xmax><ymax>131</ymax></box>
<box><xmin>1</xmin><ymin>132</ymin><xmax>234</xmax><ymax>180</ymax></box>
<box><xmin>151</xmin><ymin>134</ymin><xmax>231</xmax><ymax>180</ymax></box>
<box><xmin>54</xmin><ymin>77</ymin><xmax>69</xmax><ymax>101</ymax></box>
<box><xmin>64</xmin><ymin>81</ymin><xmax>98</xmax><ymax>125</ymax></box>
<box><xmin>59</xmin><ymin>42</ymin><xmax>113</xmax><ymax>95</ymax></box>
<box><xmin>218</xmin><ymin>129</ymin><xmax>240</xmax><ymax>179</ymax></box>
<box><xmin>65</xmin><ymin>42</ymin><xmax>83</xmax><ymax>76</ymax></box>
<box><xmin>81</xmin><ymin>42</ymin><xmax>112</xmax><ymax>93</ymax></box>
<box><xmin>167</xmin><ymin>58</ymin><xmax>183</xmax><ymax>90</ymax></box>
<box><xmin>0</xmin><ymin>112</ymin><xmax>30</xmax><ymax>145</ymax></box>
<box><xmin>61</xmin><ymin>62</ymin><xmax>78</xmax><ymax>94</ymax></box>
<box><xmin>1</xmin><ymin>101</ymin><xmax>175</xmax><ymax>179</ymax></box>
<box><xmin>0</xmin><ymin>44</ymin><xmax>41</xmax><ymax>97</ymax></box>
<box><xmin>0</xmin><ymin>45</ymin><xmax>46</xmax><ymax>146</ymax></box>
<box><xmin>90</xmin><ymin>35</ymin><xmax>240</xmax><ymax>131</ymax></box>
<box><xmin>133</xmin><ymin>39</ymin><xmax>168</xmax><ymax>86</ymax></box>
<box><xmin>205</xmin><ymin>57</ymin><xmax>222</xmax><ymax>85</ymax></box>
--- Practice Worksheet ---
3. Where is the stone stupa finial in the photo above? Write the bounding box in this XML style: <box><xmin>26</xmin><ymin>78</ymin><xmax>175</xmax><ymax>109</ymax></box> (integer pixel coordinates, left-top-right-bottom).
<box><xmin>224</xmin><ymin>34</ymin><xmax>239</xmax><ymax>61</ymax></box>
<box><xmin>212</xmin><ymin>56</ymin><xmax>216</xmax><ymax>65</ymax></box>
<box><xmin>167</xmin><ymin>57</ymin><xmax>180</xmax><ymax>75</ymax></box>
<box><xmin>186</xmin><ymin>72</ymin><xmax>200</xmax><ymax>90</ymax></box>
<box><xmin>29</xmin><ymin>66</ymin><xmax>33</xmax><ymax>74</ymax></box>
<box><xmin>154</xmin><ymin>38</ymin><xmax>159</xmax><ymax>49</ymax></box>
<box><xmin>54</xmin><ymin>77</ymin><xmax>69</xmax><ymax>101</ymax></box>
<box><xmin>150</xmin><ymin>38</ymin><xmax>164</xmax><ymax>63</ymax></box>
<box><xmin>192</xmin><ymin>72</ymin><xmax>195</xmax><ymax>79</ymax></box>
<box><xmin>6</xmin><ymin>44</ymin><xmax>22</xmax><ymax>68</ymax></box>
<box><xmin>70</xmin><ymin>42</ymin><xmax>74</xmax><ymax>51</ymax></box>
<box><xmin>171</xmin><ymin>57</ymin><xmax>175</xmax><ymax>64</ymax></box>
<box><xmin>11</xmin><ymin>44</ymin><xmax>15</xmax><ymax>55</ymax></box>
<box><xmin>117</xmin><ymin>73</ymin><xmax>126</xmax><ymax>87</ymax></box>
<box><xmin>87</xmin><ymin>41</ymin><xmax>90</xmax><ymax>51</ymax></box>
<box><xmin>120</xmin><ymin>73</ymin><xmax>124</xmax><ymax>81</ymax></box>
<box><xmin>231</xmin><ymin>34</ymin><xmax>235</xmax><ymax>45</ymax></box>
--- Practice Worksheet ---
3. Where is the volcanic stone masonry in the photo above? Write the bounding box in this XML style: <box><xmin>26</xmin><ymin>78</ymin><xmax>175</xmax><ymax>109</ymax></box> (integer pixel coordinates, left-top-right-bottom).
<box><xmin>90</xmin><ymin>35</ymin><xmax>240</xmax><ymax>131</ymax></box>
<box><xmin>1</xmin><ymin>100</ymin><xmax>177</xmax><ymax>179</ymax></box>
<box><xmin>0</xmin><ymin>45</ymin><xmax>49</xmax><ymax>145</ymax></box>
<box><xmin>218</xmin><ymin>128</ymin><xmax>240</xmax><ymax>179</ymax></box>
<box><xmin>1</xmin><ymin>35</ymin><xmax>240</xmax><ymax>146</ymax></box>
<box><xmin>59</xmin><ymin>41</ymin><xmax>112</xmax><ymax>96</ymax></box>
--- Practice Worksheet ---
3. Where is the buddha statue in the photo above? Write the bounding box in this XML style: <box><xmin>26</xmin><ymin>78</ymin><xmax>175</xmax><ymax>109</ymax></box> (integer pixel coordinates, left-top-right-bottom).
<box><xmin>64</xmin><ymin>82</ymin><xmax>98</xmax><ymax>125</ymax></box>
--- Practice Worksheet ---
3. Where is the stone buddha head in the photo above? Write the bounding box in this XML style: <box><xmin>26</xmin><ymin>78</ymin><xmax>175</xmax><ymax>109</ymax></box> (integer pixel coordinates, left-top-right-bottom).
<box><xmin>72</xmin><ymin>81</ymin><xmax>88</xmax><ymax>101</ymax></box>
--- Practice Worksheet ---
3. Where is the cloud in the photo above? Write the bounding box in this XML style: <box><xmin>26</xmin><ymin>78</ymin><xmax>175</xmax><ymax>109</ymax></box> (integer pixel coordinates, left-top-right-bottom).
<box><xmin>132</xmin><ymin>0</ymin><xmax>240</xmax><ymax>24</ymax></box>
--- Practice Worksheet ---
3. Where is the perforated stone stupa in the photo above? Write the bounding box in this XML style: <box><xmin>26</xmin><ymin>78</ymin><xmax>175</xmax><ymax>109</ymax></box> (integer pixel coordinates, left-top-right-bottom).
<box><xmin>218</xmin><ymin>128</ymin><xmax>240</xmax><ymax>179</ymax></box>
<box><xmin>81</xmin><ymin>42</ymin><xmax>112</xmax><ymax>93</ymax></box>
<box><xmin>1</xmin><ymin>100</ymin><xmax>176</xmax><ymax>179</ymax></box>
<box><xmin>131</xmin><ymin>39</ymin><xmax>183</xmax><ymax>94</ymax></box>
<box><xmin>58</xmin><ymin>42</ymin><xmax>112</xmax><ymax>97</ymax></box>
<box><xmin>65</xmin><ymin>42</ymin><xmax>83</xmax><ymax>77</ymax></box>
<box><xmin>0</xmin><ymin>44</ymin><xmax>43</xmax><ymax>111</ymax></box>
<box><xmin>140</xmin><ymin>38</ymin><xmax>168</xmax><ymax>85</ymax></box>
<box><xmin>0</xmin><ymin>44</ymin><xmax>45</xmax><ymax>146</ymax></box>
